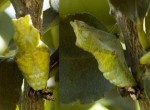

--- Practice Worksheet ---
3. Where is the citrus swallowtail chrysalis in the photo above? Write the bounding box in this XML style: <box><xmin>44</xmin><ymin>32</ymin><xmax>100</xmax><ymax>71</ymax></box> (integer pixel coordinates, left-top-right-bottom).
<box><xmin>70</xmin><ymin>20</ymin><xmax>136</xmax><ymax>87</ymax></box>
<box><xmin>13</xmin><ymin>15</ymin><xmax>50</xmax><ymax>90</ymax></box>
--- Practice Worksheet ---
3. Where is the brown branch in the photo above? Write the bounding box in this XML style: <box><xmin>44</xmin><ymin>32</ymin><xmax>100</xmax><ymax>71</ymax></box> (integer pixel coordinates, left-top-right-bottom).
<box><xmin>10</xmin><ymin>0</ymin><xmax>43</xmax><ymax>33</ymax></box>
<box><xmin>117</xmin><ymin>16</ymin><xmax>144</xmax><ymax>83</ymax></box>
<box><xmin>109</xmin><ymin>4</ymin><xmax>150</xmax><ymax>110</ymax></box>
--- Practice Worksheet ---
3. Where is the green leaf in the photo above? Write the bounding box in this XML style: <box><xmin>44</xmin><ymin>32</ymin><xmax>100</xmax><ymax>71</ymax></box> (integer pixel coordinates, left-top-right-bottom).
<box><xmin>60</xmin><ymin>13</ymin><xmax>113</xmax><ymax>104</ymax></box>
<box><xmin>144</xmin><ymin>68</ymin><xmax>150</xmax><ymax>99</ymax></box>
<box><xmin>60</xmin><ymin>102</ymin><xmax>93</xmax><ymax>110</ymax></box>
<box><xmin>0</xmin><ymin>12</ymin><xmax>14</xmax><ymax>54</ymax></box>
<box><xmin>43</xmin><ymin>25</ymin><xmax>59</xmax><ymax>52</ymax></box>
<box><xmin>43</xmin><ymin>8</ymin><xmax>59</xmax><ymax>33</ymax></box>
<box><xmin>103</xmin><ymin>88</ymin><xmax>137</xmax><ymax>110</ymax></box>
<box><xmin>0</xmin><ymin>0</ymin><xmax>10</xmax><ymax>12</ymax></box>
<box><xmin>0</xmin><ymin>12</ymin><xmax>14</xmax><ymax>45</ymax></box>
<box><xmin>140</xmin><ymin>52</ymin><xmax>150</xmax><ymax>64</ymax></box>
<box><xmin>0</xmin><ymin>58</ymin><xmax>23</xmax><ymax>110</ymax></box>
<box><xmin>70</xmin><ymin>20</ymin><xmax>136</xmax><ymax>87</ymax></box>
<box><xmin>145</xmin><ymin>9</ymin><xmax>150</xmax><ymax>36</ymax></box>
<box><xmin>60</xmin><ymin>89</ymin><xmax>137</xmax><ymax>110</ymax></box>
<box><xmin>60</xmin><ymin>0</ymin><xmax>115</xmax><ymax>29</ymax></box>
<box><xmin>136</xmin><ymin>0</ymin><xmax>150</xmax><ymax>20</ymax></box>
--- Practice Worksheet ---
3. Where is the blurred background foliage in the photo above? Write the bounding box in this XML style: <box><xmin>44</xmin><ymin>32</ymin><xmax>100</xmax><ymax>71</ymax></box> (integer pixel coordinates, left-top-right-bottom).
<box><xmin>60</xmin><ymin>0</ymin><xmax>115</xmax><ymax>29</ymax></box>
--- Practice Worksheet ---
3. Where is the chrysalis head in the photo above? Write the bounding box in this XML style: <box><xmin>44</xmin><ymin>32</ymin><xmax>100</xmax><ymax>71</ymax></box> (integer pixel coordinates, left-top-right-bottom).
<box><xmin>70</xmin><ymin>20</ymin><xmax>93</xmax><ymax>50</ymax></box>
<box><xmin>70</xmin><ymin>20</ymin><xmax>99</xmax><ymax>52</ymax></box>
<box><xmin>13</xmin><ymin>15</ymin><xmax>40</xmax><ymax>50</ymax></box>
<box><xmin>12</xmin><ymin>15</ymin><xmax>31</xmax><ymax>31</ymax></box>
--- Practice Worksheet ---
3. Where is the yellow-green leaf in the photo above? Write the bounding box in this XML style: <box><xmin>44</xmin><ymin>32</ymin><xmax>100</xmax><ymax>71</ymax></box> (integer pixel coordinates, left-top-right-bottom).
<box><xmin>140</xmin><ymin>52</ymin><xmax>150</xmax><ymax>64</ymax></box>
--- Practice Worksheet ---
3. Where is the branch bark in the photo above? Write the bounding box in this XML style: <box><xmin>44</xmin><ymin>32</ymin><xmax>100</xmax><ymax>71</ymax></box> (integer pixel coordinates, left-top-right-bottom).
<box><xmin>117</xmin><ymin>16</ymin><xmax>144</xmax><ymax>83</ymax></box>
<box><xmin>111</xmin><ymin>7</ymin><xmax>150</xmax><ymax>110</ymax></box>
<box><xmin>10</xmin><ymin>0</ymin><xmax>43</xmax><ymax>33</ymax></box>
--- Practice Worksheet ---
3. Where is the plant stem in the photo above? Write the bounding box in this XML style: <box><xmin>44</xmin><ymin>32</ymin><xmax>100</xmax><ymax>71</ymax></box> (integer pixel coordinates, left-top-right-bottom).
<box><xmin>114</xmin><ymin>11</ymin><xmax>150</xmax><ymax>110</ymax></box>
<box><xmin>136</xmin><ymin>19</ymin><xmax>150</xmax><ymax>50</ymax></box>
<box><xmin>117</xmin><ymin>16</ymin><xmax>143</xmax><ymax>82</ymax></box>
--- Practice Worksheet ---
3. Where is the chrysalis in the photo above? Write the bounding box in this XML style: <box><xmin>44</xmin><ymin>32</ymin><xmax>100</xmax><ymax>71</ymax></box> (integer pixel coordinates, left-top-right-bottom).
<box><xmin>13</xmin><ymin>15</ymin><xmax>50</xmax><ymax>90</ymax></box>
<box><xmin>70</xmin><ymin>20</ymin><xmax>136</xmax><ymax>87</ymax></box>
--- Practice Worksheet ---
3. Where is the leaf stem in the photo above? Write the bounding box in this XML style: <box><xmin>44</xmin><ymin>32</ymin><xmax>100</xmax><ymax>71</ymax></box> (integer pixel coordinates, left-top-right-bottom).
<box><xmin>136</xmin><ymin>19</ymin><xmax>150</xmax><ymax>50</ymax></box>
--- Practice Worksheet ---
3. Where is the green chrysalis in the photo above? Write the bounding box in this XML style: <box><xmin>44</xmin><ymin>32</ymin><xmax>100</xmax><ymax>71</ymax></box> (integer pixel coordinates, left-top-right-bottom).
<box><xmin>13</xmin><ymin>15</ymin><xmax>50</xmax><ymax>90</ymax></box>
<box><xmin>70</xmin><ymin>20</ymin><xmax>136</xmax><ymax>87</ymax></box>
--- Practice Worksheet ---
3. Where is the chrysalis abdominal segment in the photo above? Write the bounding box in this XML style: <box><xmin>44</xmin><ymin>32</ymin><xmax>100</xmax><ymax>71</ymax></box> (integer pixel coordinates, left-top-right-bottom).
<box><xmin>70</xmin><ymin>20</ymin><xmax>136</xmax><ymax>87</ymax></box>
<box><xmin>13</xmin><ymin>15</ymin><xmax>50</xmax><ymax>90</ymax></box>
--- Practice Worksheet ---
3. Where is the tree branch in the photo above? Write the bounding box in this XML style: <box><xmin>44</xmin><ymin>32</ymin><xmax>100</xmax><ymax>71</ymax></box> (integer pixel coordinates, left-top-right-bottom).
<box><xmin>117</xmin><ymin>16</ymin><xmax>144</xmax><ymax>83</ymax></box>
<box><xmin>10</xmin><ymin>0</ymin><xmax>43</xmax><ymax>33</ymax></box>
<box><xmin>109</xmin><ymin>4</ymin><xmax>150</xmax><ymax>110</ymax></box>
